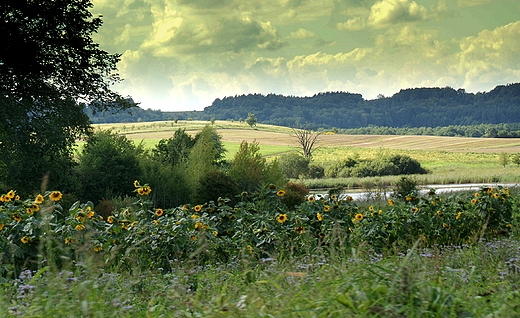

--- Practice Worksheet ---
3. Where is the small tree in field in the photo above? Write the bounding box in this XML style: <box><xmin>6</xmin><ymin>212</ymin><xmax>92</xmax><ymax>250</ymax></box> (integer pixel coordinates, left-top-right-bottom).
<box><xmin>498</xmin><ymin>153</ymin><xmax>508</xmax><ymax>167</ymax></box>
<box><xmin>512</xmin><ymin>154</ymin><xmax>520</xmax><ymax>166</ymax></box>
<box><xmin>291</xmin><ymin>123</ymin><xmax>321</xmax><ymax>159</ymax></box>
<box><xmin>245</xmin><ymin>113</ymin><xmax>257</xmax><ymax>128</ymax></box>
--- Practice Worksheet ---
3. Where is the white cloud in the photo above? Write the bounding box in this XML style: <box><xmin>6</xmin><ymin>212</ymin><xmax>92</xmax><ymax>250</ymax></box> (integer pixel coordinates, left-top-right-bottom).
<box><xmin>337</xmin><ymin>0</ymin><xmax>432</xmax><ymax>31</ymax></box>
<box><xmin>289</xmin><ymin>28</ymin><xmax>316</xmax><ymax>39</ymax></box>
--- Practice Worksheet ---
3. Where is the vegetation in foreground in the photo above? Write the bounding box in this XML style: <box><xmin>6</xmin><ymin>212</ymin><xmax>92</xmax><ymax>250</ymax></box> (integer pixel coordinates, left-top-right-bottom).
<box><xmin>1</xmin><ymin>182</ymin><xmax>518</xmax><ymax>316</ymax></box>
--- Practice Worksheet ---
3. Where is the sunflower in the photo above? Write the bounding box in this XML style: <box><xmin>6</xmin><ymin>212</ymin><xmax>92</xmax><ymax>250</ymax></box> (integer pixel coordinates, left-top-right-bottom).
<box><xmin>493</xmin><ymin>193</ymin><xmax>500</xmax><ymax>198</ymax></box>
<box><xmin>318</xmin><ymin>233</ymin><xmax>325</xmax><ymax>238</ymax></box>
<box><xmin>194</xmin><ymin>205</ymin><xmax>202</xmax><ymax>212</ymax></box>
<box><xmin>35</xmin><ymin>194</ymin><xmax>44</xmax><ymax>204</ymax></box>
<box><xmin>13</xmin><ymin>213</ymin><xmax>22</xmax><ymax>222</ymax></box>
<box><xmin>294</xmin><ymin>226</ymin><xmax>305</xmax><ymax>234</ymax></box>
<box><xmin>87</xmin><ymin>211</ymin><xmax>95</xmax><ymax>218</ymax></box>
<box><xmin>0</xmin><ymin>224</ymin><xmax>4</xmax><ymax>231</ymax></box>
<box><xmin>277</xmin><ymin>214</ymin><xmax>287</xmax><ymax>223</ymax></box>
<box><xmin>194</xmin><ymin>222</ymin><xmax>203</xmax><ymax>230</ymax></box>
<box><xmin>64</xmin><ymin>238</ymin><xmax>73</xmax><ymax>245</ymax></box>
<box><xmin>471</xmin><ymin>199</ymin><xmax>477</xmax><ymax>204</ymax></box>
<box><xmin>20</xmin><ymin>237</ymin><xmax>29</xmax><ymax>244</ymax></box>
<box><xmin>323</xmin><ymin>205</ymin><xmax>330</xmax><ymax>212</ymax></box>
<box><xmin>155</xmin><ymin>208</ymin><xmax>164</xmax><ymax>217</ymax></box>
<box><xmin>142</xmin><ymin>186</ymin><xmax>152</xmax><ymax>195</ymax></box>
<box><xmin>388</xmin><ymin>198</ymin><xmax>394</xmax><ymax>205</ymax></box>
<box><xmin>26</xmin><ymin>208</ymin><xmax>34</xmax><ymax>215</ymax></box>
<box><xmin>276</xmin><ymin>189</ymin><xmax>286</xmax><ymax>196</ymax></box>
<box><xmin>153</xmin><ymin>220</ymin><xmax>159</xmax><ymax>225</ymax></box>
<box><xmin>456</xmin><ymin>212</ymin><xmax>462</xmax><ymax>220</ymax></box>
<box><xmin>308</xmin><ymin>196</ymin><xmax>315</xmax><ymax>202</ymax></box>
<box><xmin>354</xmin><ymin>213</ymin><xmax>363</xmax><ymax>221</ymax></box>
<box><xmin>405</xmin><ymin>196</ymin><xmax>413</xmax><ymax>201</ymax></box>
<box><xmin>14</xmin><ymin>195</ymin><xmax>20</xmax><ymax>201</ymax></box>
<box><xmin>107</xmin><ymin>216</ymin><xmax>115</xmax><ymax>224</ymax></box>
<box><xmin>137</xmin><ymin>187</ymin><xmax>146</xmax><ymax>195</ymax></box>
<box><xmin>190</xmin><ymin>236</ymin><xmax>197</xmax><ymax>241</ymax></box>
<box><xmin>317</xmin><ymin>213</ymin><xmax>323</xmax><ymax>221</ymax></box>
<box><xmin>30</xmin><ymin>203</ymin><xmax>39</xmax><ymax>212</ymax></box>
<box><xmin>49</xmin><ymin>191</ymin><xmax>63</xmax><ymax>201</ymax></box>
<box><xmin>412</xmin><ymin>207</ymin><xmax>419</xmax><ymax>213</ymax></box>
<box><xmin>191</xmin><ymin>214</ymin><xmax>200</xmax><ymax>219</ymax></box>
<box><xmin>75</xmin><ymin>224</ymin><xmax>86</xmax><ymax>230</ymax></box>
<box><xmin>6</xmin><ymin>190</ymin><xmax>15</xmax><ymax>199</ymax></box>
<box><xmin>94</xmin><ymin>246</ymin><xmax>103</xmax><ymax>252</ymax></box>
<box><xmin>330</xmin><ymin>195</ymin><xmax>337</xmax><ymax>200</ymax></box>
<box><xmin>346</xmin><ymin>196</ymin><xmax>353</xmax><ymax>201</ymax></box>
<box><xmin>369</xmin><ymin>206</ymin><xmax>374</xmax><ymax>211</ymax></box>
<box><xmin>133</xmin><ymin>180</ymin><xmax>140</xmax><ymax>188</ymax></box>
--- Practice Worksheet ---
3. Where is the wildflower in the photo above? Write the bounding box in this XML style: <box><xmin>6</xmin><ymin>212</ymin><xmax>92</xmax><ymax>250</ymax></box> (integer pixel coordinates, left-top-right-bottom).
<box><xmin>294</xmin><ymin>226</ymin><xmax>305</xmax><ymax>234</ymax></box>
<box><xmin>308</xmin><ymin>196</ymin><xmax>315</xmax><ymax>202</ymax></box>
<box><xmin>354</xmin><ymin>213</ymin><xmax>363</xmax><ymax>221</ymax></box>
<box><xmin>133</xmin><ymin>180</ymin><xmax>140</xmax><ymax>188</ymax></box>
<box><xmin>317</xmin><ymin>213</ymin><xmax>323</xmax><ymax>221</ymax></box>
<box><xmin>34</xmin><ymin>194</ymin><xmax>44</xmax><ymax>204</ymax></box>
<box><xmin>75</xmin><ymin>224</ymin><xmax>85</xmax><ymax>230</ymax></box>
<box><xmin>276</xmin><ymin>189</ymin><xmax>286</xmax><ymax>196</ymax></box>
<box><xmin>49</xmin><ymin>191</ymin><xmax>63</xmax><ymax>201</ymax></box>
<box><xmin>155</xmin><ymin>208</ymin><xmax>164</xmax><ymax>217</ymax></box>
<box><xmin>191</xmin><ymin>214</ymin><xmax>200</xmax><ymax>219</ymax></box>
<box><xmin>26</xmin><ymin>208</ymin><xmax>34</xmax><ymax>215</ymax></box>
<box><xmin>21</xmin><ymin>237</ymin><xmax>29</xmax><ymax>244</ymax></box>
<box><xmin>94</xmin><ymin>246</ymin><xmax>103</xmax><ymax>252</ymax></box>
<box><xmin>323</xmin><ymin>205</ymin><xmax>330</xmax><ymax>212</ymax></box>
<box><xmin>346</xmin><ymin>196</ymin><xmax>353</xmax><ymax>201</ymax></box>
<box><xmin>277</xmin><ymin>214</ymin><xmax>287</xmax><ymax>223</ymax></box>
<box><xmin>0</xmin><ymin>224</ymin><xmax>4</xmax><ymax>231</ymax></box>
<box><xmin>13</xmin><ymin>213</ymin><xmax>22</xmax><ymax>222</ymax></box>
<box><xmin>194</xmin><ymin>205</ymin><xmax>202</xmax><ymax>212</ymax></box>
<box><xmin>107</xmin><ymin>216</ymin><xmax>115</xmax><ymax>224</ymax></box>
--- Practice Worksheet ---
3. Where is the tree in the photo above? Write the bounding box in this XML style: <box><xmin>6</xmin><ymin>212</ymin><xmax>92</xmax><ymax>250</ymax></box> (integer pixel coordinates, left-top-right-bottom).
<box><xmin>291</xmin><ymin>123</ymin><xmax>322</xmax><ymax>158</ymax></box>
<box><xmin>512</xmin><ymin>154</ymin><xmax>520</xmax><ymax>166</ymax></box>
<box><xmin>278</xmin><ymin>152</ymin><xmax>310</xmax><ymax>179</ymax></box>
<box><xmin>152</xmin><ymin>129</ymin><xmax>196</xmax><ymax>167</ymax></box>
<box><xmin>245</xmin><ymin>113</ymin><xmax>257</xmax><ymax>128</ymax></box>
<box><xmin>76</xmin><ymin>130</ymin><xmax>142</xmax><ymax>203</ymax></box>
<box><xmin>0</xmin><ymin>0</ymin><xmax>133</xmax><ymax>195</ymax></box>
<box><xmin>498</xmin><ymin>153</ymin><xmax>508</xmax><ymax>167</ymax></box>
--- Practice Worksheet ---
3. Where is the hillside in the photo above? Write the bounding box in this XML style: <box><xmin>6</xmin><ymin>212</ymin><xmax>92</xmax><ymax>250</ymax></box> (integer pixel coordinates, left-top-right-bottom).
<box><xmin>86</xmin><ymin>83</ymin><xmax>520</xmax><ymax>131</ymax></box>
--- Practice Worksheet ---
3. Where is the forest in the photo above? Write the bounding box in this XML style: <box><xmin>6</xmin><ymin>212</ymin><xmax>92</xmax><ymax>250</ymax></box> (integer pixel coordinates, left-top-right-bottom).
<box><xmin>87</xmin><ymin>83</ymin><xmax>520</xmax><ymax>133</ymax></box>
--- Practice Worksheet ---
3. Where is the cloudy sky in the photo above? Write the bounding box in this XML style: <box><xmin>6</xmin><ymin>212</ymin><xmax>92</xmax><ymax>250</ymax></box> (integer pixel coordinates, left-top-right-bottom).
<box><xmin>90</xmin><ymin>0</ymin><xmax>520</xmax><ymax>111</ymax></box>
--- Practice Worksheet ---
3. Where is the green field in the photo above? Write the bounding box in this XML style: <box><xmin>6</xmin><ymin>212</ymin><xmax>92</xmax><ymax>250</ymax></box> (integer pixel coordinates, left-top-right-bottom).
<box><xmin>92</xmin><ymin>120</ymin><xmax>520</xmax><ymax>186</ymax></box>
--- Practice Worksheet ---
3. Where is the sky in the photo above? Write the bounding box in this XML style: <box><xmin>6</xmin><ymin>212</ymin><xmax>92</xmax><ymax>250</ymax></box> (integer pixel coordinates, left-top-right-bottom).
<box><xmin>90</xmin><ymin>0</ymin><xmax>520</xmax><ymax>111</ymax></box>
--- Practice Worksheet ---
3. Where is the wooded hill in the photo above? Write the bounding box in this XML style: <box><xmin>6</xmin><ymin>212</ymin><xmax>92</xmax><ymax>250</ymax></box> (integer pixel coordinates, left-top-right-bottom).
<box><xmin>203</xmin><ymin>83</ymin><xmax>520</xmax><ymax>129</ymax></box>
<box><xmin>86</xmin><ymin>83</ymin><xmax>520</xmax><ymax>130</ymax></box>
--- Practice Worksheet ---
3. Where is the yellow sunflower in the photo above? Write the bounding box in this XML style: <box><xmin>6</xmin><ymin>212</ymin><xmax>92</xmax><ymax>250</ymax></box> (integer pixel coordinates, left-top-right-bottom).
<box><xmin>323</xmin><ymin>205</ymin><xmax>330</xmax><ymax>212</ymax></box>
<box><xmin>49</xmin><ymin>191</ymin><xmax>63</xmax><ymax>201</ymax></box>
<box><xmin>354</xmin><ymin>213</ymin><xmax>363</xmax><ymax>221</ymax></box>
<box><xmin>155</xmin><ymin>208</ymin><xmax>164</xmax><ymax>217</ymax></box>
<box><xmin>276</xmin><ymin>189</ymin><xmax>286</xmax><ymax>196</ymax></box>
<box><xmin>294</xmin><ymin>226</ymin><xmax>305</xmax><ymax>234</ymax></box>
<box><xmin>35</xmin><ymin>194</ymin><xmax>44</xmax><ymax>204</ymax></box>
<box><xmin>75</xmin><ymin>224</ymin><xmax>86</xmax><ymax>230</ymax></box>
<box><xmin>107</xmin><ymin>216</ymin><xmax>115</xmax><ymax>224</ymax></box>
<box><xmin>316</xmin><ymin>213</ymin><xmax>323</xmax><ymax>221</ymax></box>
<box><xmin>194</xmin><ymin>205</ymin><xmax>202</xmax><ymax>212</ymax></box>
<box><xmin>277</xmin><ymin>214</ymin><xmax>287</xmax><ymax>223</ymax></box>
<box><xmin>308</xmin><ymin>196</ymin><xmax>315</xmax><ymax>202</ymax></box>
<box><xmin>13</xmin><ymin>213</ymin><xmax>22</xmax><ymax>222</ymax></box>
<box><xmin>21</xmin><ymin>237</ymin><xmax>29</xmax><ymax>244</ymax></box>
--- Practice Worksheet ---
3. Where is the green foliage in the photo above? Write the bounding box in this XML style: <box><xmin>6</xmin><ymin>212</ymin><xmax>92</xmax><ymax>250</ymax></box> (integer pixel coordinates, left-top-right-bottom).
<box><xmin>245</xmin><ymin>113</ymin><xmax>257</xmax><ymax>127</ymax></box>
<box><xmin>280</xmin><ymin>182</ymin><xmax>309</xmax><ymax>210</ymax></box>
<box><xmin>0</xmin><ymin>0</ymin><xmax>133</xmax><ymax>195</ymax></box>
<box><xmin>152</xmin><ymin>128</ymin><xmax>196</xmax><ymax>167</ymax></box>
<box><xmin>392</xmin><ymin>176</ymin><xmax>419</xmax><ymax>200</ymax></box>
<box><xmin>512</xmin><ymin>154</ymin><xmax>520</xmax><ymax>166</ymax></box>
<box><xmin>326</xmin><ymin>154</ymin><xmax>427</xmax><ymax>178</ymax></box>
<box><xmin>278</xmin><ymin>152</ymin><xmax>310</xmax><ymax>178</ymax></box>
<box><xmin>229</xmin><ymin>141</ymin><xmax>286</xmax><ymax>193</ymax></box>
<box><xmin>76</xmin><ymin>130</ymin><xmax>142</xmax><ymax>203</ymax></box>
<box><xmin>193</xmin><ymin>171</ymin><xmax>239</xmax><ymax>204</ymax></box>
<box><xmin>499</xmin><ymin>153</ymin><xmax>508</xmax><ymax>167</ymax></box>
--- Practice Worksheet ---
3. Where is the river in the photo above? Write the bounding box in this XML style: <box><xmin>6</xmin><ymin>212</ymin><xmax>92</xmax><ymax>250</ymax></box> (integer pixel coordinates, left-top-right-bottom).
<box><xmin>312</xmin><ymin>182</ymin><xmax>520</xmax><ymax>201</ymax></box>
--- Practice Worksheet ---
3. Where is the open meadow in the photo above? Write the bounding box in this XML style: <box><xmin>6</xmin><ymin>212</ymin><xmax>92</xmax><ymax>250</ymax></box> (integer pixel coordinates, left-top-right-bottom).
<box><xmin>2</xmin><ymin>120</ymin><xmax>520</xmax><ymax>317</ymax></box>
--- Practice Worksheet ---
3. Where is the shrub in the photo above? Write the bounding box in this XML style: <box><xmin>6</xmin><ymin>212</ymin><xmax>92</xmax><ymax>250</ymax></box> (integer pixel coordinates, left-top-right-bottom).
<box><xmin>193</xmin><ymin>171</ymin><xmax>239</xmax><ymax>204</ymax></box>
<box><xmin>280</xmin><ymin>182</ymin><xmax>309</xmax><ymax>210</ymax></box>
<box><xmin>278</xmin><ymin>152</ymin><xmax>310</xmax><ymax>179</ymax></box>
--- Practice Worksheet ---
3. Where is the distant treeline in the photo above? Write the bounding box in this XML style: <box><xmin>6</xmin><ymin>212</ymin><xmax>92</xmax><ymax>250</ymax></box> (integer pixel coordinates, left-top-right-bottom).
<box><xmin>335</xmin><ymin>123</ymin><xmax>520</xmax><ymax>138</ymax></box>
<box><xmin>203</xmin><ymin>83</ymin><xmax>520</xmax><ymax>129</ymax></box>
<box><xmin>85</xmin><ymin>83</ymin><xmax>520</xmax><ymax>137</ymax></box>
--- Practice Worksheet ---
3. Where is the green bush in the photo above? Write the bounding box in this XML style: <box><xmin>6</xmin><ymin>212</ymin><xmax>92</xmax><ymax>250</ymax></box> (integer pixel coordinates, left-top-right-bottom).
<box><xmin>278</xmin><ymin>152</ymin><xmax>310</xmax><ymax>178</ymax></box>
